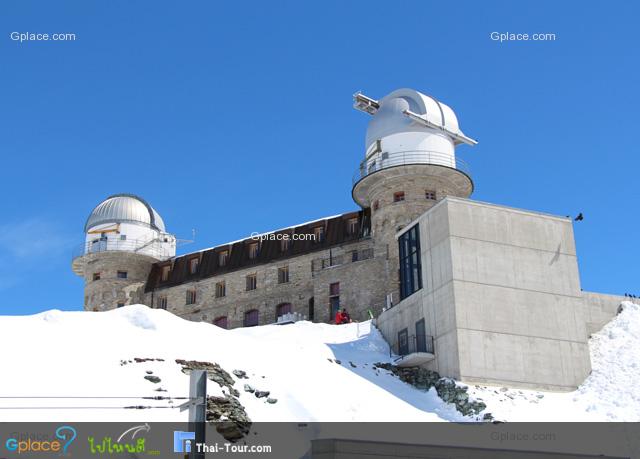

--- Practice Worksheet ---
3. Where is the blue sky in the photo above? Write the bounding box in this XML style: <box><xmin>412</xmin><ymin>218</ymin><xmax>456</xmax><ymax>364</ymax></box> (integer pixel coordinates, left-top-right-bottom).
<box><xmin>1</xmin><ymin>1</ymin><xmax>638</xmax><ymax>315</ymax></box>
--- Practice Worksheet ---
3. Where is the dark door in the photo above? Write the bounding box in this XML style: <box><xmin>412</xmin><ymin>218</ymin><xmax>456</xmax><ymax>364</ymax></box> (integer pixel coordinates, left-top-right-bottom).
<box><xmin>244</xmin><ymin>309</ymin><xmax>259</xmax><ymax>327</ymax></box>
<box><xmin>276</xmin><ymin>303</ymin><xmax>292</xmax><ymax>321</ymax></box>
<box><xmin>398</xmin><ymin>328</ymin><xmax>409</xmax><ymax>355</ymax></box>
<box><xmin>415</xmin><ymin>319</ymin><xmax>426</xmax><ymax>352</ymax></box>
<box><xmin>308</xmin><ymin>297</ymin><xmax>315</xmax><ymax>321</ymax></box>
<box><xmin>330</xmin><ymin>297</ymin><xmax>340</xmax><ymax>321</ymax></box>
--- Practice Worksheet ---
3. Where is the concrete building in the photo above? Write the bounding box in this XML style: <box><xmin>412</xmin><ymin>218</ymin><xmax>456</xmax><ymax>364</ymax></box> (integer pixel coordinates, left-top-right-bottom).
<box><xmin>71</xmin><ymin>88</ymin><xmax>625</xmax><ymax>391</ymax></box>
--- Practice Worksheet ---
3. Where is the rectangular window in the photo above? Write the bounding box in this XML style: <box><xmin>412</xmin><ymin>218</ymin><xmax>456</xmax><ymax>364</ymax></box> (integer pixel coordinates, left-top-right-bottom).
<box><xmin>246</xmin><ymin>274</ymin><xmax>257</xmax><ymax>291</ymax></box>
<box><xmin>215</xmin><ymin>281</ymin><xmax>226</xmax><ymax>298</ymax></box>
<box><xmin>280</xmin><ymin>238</ymin><xmax>290</xmax><ymax>252</ymax></box>
<box><xmin>415</xmin><ymin>318</ymin><xmax>427</xmax><ymax>353</ymax></box>
<box><xmin>329</xmin><ymin>282</ymin><xmax>340</xmax><ymax>296</ymax></box>
<box><xmin>161</xmin><ymin>265</ymin><xmax>171</xmax><ymax>282</ymax></box>
<box><xmin>244</xmin><ymin>309</ymin><xmax>259</xmax><ymax>327</ymax></box>
<box><xmin>189</xmin><ymin>257</ymin><xmax>199</xmax><ymax>274</ymax></box>
<box><xmin>313</xmin><ymin>226</ymin><xmax>325</xmax><ymax>243</ymax></box>
<box><xmin>92</xmin><ymin>272</ymin><xmax>101</xmax><ymax>281</ymax></box>
<box><xmin>399</xmin><ymin>224</ymin><xmax>423</xmax><ymax>300</ymax></box>
<box><xmin>157</xmin><ymin>296</ymin><xmax>167</xmax><ymax>310</ymax></box>
<box><xmin>393</xmin><ymin>191</ymin><xmax>405</xmax><ymax>202</ymax></box>
<box><xmin>120</xmin><ymin>234</ymin><xmax>127</xmax><ymax>241</ymax></box>
<box><xmin>277</xmin><ymin>266</ymin><xmax>289</xmax><ymax>284</ymax></box>
<box><xmin>218</xmin><ymin>250</ymin><xmax>229</xmax><ymax>267</ymax></box>
<box><xmin>346</xmin><ymin>217</ymin><xmax>359</xmax><ymax>236</ymax></box>
<box><xmin>248</xmin><ymin>242</ymin><xmax>259</xmax><ymax>259</ymax></box>
<box><xmin>351</xmin><ymin>250</ymin><xmax>359</xmax><ymax>262</ymax></box>
<box><xmin>117</xmin><ymin>271</ymin><xmax>128</xmax><ymax>279</ymax></box>
<box><xmin>186</xmin><ymin>289</ymin><xmax>197</xmax><ymax>305</ymax></box>
<box><xmin>425</xmin><ymin>190</ymin><xmax>436</xmax><ymax>200</ymax></box>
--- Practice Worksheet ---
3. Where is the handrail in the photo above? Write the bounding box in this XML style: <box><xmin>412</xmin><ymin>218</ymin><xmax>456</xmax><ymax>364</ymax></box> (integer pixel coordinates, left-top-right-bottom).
<box><xmin>390</xmin><ymin>333</ymin><xmax>435</xmax><ymax>359</ymax></box>
<box><xmin>353</xmin><ymin>150</ymin><xmax>471</xmax><ymax>186</ymax></box>
<box><xmin>71</xmin><ymin>237</ymin><xmax>174</xmax><ymax>261</ymax></box>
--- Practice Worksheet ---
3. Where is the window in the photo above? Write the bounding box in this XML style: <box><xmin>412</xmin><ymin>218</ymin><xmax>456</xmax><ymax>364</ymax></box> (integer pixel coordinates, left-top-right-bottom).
<box><xmin>280</xmin><ymin>238</ymin><xmax>290</xmax><ymax>252</ymax></box>
<box><xmin>425</xmin><ymin>190</ymin><xmax>437</xmax><ymax>200</ymax></box>
<box><xmin>117</xmin><ymin>271</ymin><xmax>128</xmax><ymax>279</ymax></box>
<box><xmin>399</xmin><ymin>224</ymin><xmax>423</xmax><ymax>300</ymax></box>
<box><xmin>313</xmin><ymin>226</ymin><xmax>325</xmax><ymax>243</ymax></box>
<box><xmin>398</xmin><ymin>328</ymin><xmax>409</xmax><ymax>355</ymax></box>
<box><xmin>186</xmin><ymin>289</ymin><xmax>197</xmax><ymax>305</ymax></box>
<box><xmin>248</xmin><ymin>243</ymin><xmax>259</xmax><ymax>259</ymax></box>
<box><xmin>218</xmin><ymin>250</ymin><xmax>229</xmax><ymax>267</ymax></box>
<box><xmin>276</xmin><ymin>303</ymin><xmax>292</xmax><ymax>321</ymax></box>
<box><xmin>346</xmin><ymin>218</ymin><xmax>359</xmax><ymax>236</ymax></box>
<box><xmin>329</xmin><ymin>282</ymin><xmax>340</xmax><ymax>296</ymax></box>
<box><xmin>120</xmin><ymin>234</ymin><xmax>127</xmax><ymax>241</ymax></box>
<box><xmin>244</xmin><ymin>309</ymin><xmax>259</xmax><ymax>327</ymax></box>
<box><xmin>278</xmin><ymin>266</ymin><xmax>289</xmax><ymax>284</ymax></box>
<box><xmin>92</xmin><ymin>272</ymin><xmax>101</xmax><ymax>281</ymax></box>
<box><xmin>157</xmin><ymin>296</ymin><xmax>167</xmax><ymax>310</ymax></box>
<box><xmin>161</xmin><ymin>265</ymin><xmax>171</xmax><ymax>282</ymax></box>
<box><xmin>246</xmin><ymin>274</ymin><xmax>257</xmax><ymax>291</ymax></box>
<box><xmin>213</xmin><ymin>316</ymin><xmax>228</xmax><ymax>329</ymax></box>
<box><xmin>215</xmin><ymin>281</ymin><xmax>226</xmax><ymax>298</ymax></box>
<box><xmin>373</xmin><ymin>200</ymin><xmax>379</xmax><ymax>211</ymax></box>
<box><xmin>393</xmin><ymin>191</ymin><xmax>405</xmax><ymax>202</ymax></box>
<box><xmin>189</xmin><ymin>257</ymin><xmax>199</xmax><ymax>274</ymax></box>
<box><xmin>351</xmin><ymin>250</ymin><xmax>359</xmax><ymax>262</ymax></box>
<box><xmin>117</xmin><ymin>302</ymin><xmax>125</xmax><ymax>308</ymax></box>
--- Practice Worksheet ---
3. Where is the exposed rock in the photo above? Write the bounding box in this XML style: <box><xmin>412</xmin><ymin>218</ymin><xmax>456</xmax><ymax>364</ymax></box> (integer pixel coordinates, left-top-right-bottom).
<box><xmin>373</xmin><ymin>362</ymin><xmax>491</xmax><ymax>420</ymax></box>
<box><xmin>206</xmin><ymin>395</ymin><xmax>251</xmax><ymax>442</ymax></box>
<box><xmin>349</xmin><ymin>361</ymin><xmax>357</xmax><ymax>368</ymax></box>
<box><xmin>146</xmin><ymin>370</ymin><xmax>153</xmax><ymax>375</ymax></box>
<box><xmin>144</xmin><ymin>375</ymin><xmax>161</xmax><ymax>384</ymax></box>
<box><xmin>243</xmin><ymin>384</ymin><xmax>255</xmax><ymax>393</ymax></box>
<box><xmin>266</xmin><ymin>398</ymin><xmax>278</xmax><ymax>404</ymax></box>
<box><xmin>232</xmin><ymin>369</ymin><xmax>248</xmax><ymax>379</ymax></box>
<box><xmin>254</xmin><ymin>390</ymin><xmax>270</xmax><ymax>398</ymax></box>
<box><xmin>334</xmin><ymin>360</ymin><xmax>342</xmax><ymax>365</ymax></box>
<box><xmin>134</xmin><ymin>357</ymin><xmax>165</xmax><ymax>363</ymax></box>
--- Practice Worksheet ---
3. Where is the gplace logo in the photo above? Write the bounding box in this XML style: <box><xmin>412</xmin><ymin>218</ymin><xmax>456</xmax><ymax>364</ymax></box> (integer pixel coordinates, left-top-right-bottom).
<box><xmin>5</xmin><ymin>425</ymin><xmax>77</xmax><ymax>454</ymax></box>
<box><xmin>173</xmin><ymin>431</ymin><xmax>195</xmax><ymax>453</ymax></box>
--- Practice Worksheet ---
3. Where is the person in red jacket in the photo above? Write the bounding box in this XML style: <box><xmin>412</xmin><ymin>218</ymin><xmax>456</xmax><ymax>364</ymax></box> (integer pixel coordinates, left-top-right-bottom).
<box><xmin>335</xmin><ymin>310</ymin><xmax>343</xmax><ymax>325</ymax></box>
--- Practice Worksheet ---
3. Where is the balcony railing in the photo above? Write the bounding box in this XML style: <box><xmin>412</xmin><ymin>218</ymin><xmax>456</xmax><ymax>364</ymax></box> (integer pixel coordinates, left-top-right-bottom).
<box><xmin>71</xmin><ymin>238</ymin><xmax>174</xmax><ymax>261</ymax></box>
<box><xmin>312</xmin><ymin>248</ymin><xmax>375</xmax><ymax>272</ymax></box>
<box><xmin>353</xmin><ymin>150</ymin><xmax>471</xmax><ymax>186</ymax></box>
<box><xmin>390</xmin><ymin>333</ymin><xmax>435</xmax><ymax>360</ymax></box>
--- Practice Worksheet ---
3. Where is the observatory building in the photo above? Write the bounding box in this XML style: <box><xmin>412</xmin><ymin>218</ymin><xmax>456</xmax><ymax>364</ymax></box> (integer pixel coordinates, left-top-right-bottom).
<box><xmin>72</xmin><ymin>88</ymin><xmax>624</xmax><ymax>391</ymax></box>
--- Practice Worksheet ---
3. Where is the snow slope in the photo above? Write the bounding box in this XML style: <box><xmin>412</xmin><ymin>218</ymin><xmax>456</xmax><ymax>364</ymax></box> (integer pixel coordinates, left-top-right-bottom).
<box><xmin>0</xmin><ymin>301</ymin><xmax>638</xmax><ymax>422</ymax></box>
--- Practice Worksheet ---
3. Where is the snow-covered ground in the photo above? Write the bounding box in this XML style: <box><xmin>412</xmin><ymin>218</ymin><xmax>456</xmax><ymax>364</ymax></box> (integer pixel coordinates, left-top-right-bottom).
<box><xmin>0</xmin><ymin>301</ymin><xmax>638</xmax><ymax>422</ymax></box>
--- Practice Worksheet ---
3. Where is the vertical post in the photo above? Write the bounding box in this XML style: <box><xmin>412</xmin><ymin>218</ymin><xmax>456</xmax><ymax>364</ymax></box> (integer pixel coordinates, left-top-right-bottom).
<box><xmin>188</xmin><ymin>370</ymin><xmax>207</xmax><ymax>459</ymax></box>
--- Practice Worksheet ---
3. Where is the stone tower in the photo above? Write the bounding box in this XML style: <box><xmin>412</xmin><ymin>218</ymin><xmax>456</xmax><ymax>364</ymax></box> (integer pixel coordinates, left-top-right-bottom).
<box><xmin>71</xmin><ymin>194</ymin><xmax>176</xmax><ymax>311</ymax></box>
<box><xmin>352</xmin><ymin>89</ymin><xmax>477</xmax><ymax>303</ymax></box>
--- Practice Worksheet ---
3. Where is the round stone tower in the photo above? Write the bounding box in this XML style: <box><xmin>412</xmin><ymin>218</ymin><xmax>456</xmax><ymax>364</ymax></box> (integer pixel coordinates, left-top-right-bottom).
<box><xmin>71</xmin><ymin>194</ymin><xmax>176</xmax><ymax>311</ymax></box>
<box><xmin>352</xmin><ymin>89</ymin><xmax>477</xmax><ymax>302</ymax></box>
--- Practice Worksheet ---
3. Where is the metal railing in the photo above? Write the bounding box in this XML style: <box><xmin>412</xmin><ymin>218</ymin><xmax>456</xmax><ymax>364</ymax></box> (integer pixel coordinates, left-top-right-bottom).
<box><xmin>72</xmin><ymin>238</ymin><xmax>174</xmax><ymax>261</ymax></box>
<box><xmin>312</xmin><ymin>248</ymin><xmax>375</xmax><ymax>272</ymax></box>
<box><xmin>353</xmin><ymin>150</ymin><xmax>471</xmax><ymax>185</ymax></box>
<box><xmin>390</xmin><ymin>333</ymin><xmax>435</xmax><ymax>360</ymax></box>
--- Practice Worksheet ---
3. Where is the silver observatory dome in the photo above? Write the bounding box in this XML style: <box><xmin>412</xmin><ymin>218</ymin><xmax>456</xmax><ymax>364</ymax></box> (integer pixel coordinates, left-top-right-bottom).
<box><xmin>84</xmin><ymin>194</ymin><xmax>166</xmax><ymax>232</ymax></box>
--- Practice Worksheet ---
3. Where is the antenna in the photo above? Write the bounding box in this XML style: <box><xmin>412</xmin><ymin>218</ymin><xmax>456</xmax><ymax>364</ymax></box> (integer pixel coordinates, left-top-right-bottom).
<box><xmin>176</xmin><ymin>229</ymin><xmax>196</xmax><ymax>248</ymax></box>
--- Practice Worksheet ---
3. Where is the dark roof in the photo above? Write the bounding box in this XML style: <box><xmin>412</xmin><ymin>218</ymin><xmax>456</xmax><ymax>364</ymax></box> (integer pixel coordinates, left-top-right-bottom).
<box><xmin>145</xmin><ymin>209</ymin><xmax>371</xmax><ymax>292</ymax></box>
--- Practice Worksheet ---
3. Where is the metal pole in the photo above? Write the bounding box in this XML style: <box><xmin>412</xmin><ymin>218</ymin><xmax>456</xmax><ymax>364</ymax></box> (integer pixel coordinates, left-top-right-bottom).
<box><xmin>188</xmin><ymin>370</ymin><xmax>207</xmax><ymax>459</ymax></box>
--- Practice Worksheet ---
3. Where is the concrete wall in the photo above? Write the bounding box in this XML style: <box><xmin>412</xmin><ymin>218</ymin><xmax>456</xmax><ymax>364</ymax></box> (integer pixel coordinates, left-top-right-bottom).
<box><xmin>582</xmin><ymin>291</ymin><xmax>626</xmax><ymax>334</ymax></box>
<box><xmin>378</xmin><ymin>197</ymin><xmax>593</xmax><ymax>391</ymax></box>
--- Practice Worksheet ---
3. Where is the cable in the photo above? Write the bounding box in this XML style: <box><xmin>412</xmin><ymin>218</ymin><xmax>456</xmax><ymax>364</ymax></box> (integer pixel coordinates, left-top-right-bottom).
<box><xmin>0</xmin><ymin>396</ymin><xmax>193</xmax><ymax>400</ymax></box>
<box><xmin>0</xmin><ymin>405</ymin><xmax>180</xmax><ymax>410</ymax></box>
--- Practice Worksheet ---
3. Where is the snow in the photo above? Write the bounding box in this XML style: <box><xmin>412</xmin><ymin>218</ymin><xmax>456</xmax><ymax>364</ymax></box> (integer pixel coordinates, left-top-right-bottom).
<box><xmin>0</xmin><ymin>301</ymin><xmax>638</xmax><ymax>423</ymax></box>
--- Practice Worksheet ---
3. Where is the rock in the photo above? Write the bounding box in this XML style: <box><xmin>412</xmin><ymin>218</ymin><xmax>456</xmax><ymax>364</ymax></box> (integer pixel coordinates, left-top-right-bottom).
<box><xmin>483</xmin><ymin>412</ymin><xmax>494</xmax><ymax>421</ymax></box>
<box><xmin>144</xmin><ymin>375</ymin><xmax>161</xmax><ymax>384</ymax></box>
<box><xmin>154</xmin><ymin>387</ymin><xmax>167</xmax><ymax>392</ymax></box>
<box><xmin>146</xmin><ymin>370</ymin><xmax>153</xmax><ymax>374</ymax></box>
<box><xmin>349</xmin><ymin>361</ymin><xmax>357</xmax><ymax>368</ymax></box>
<box><xmin>536</xmin><ymin>394</ymin><xmax>544</xmax><ymax>399</ymax></box>
<box><xmin>334</xmin><ymin>360</ymin><xmax>342</xmax><ymax>365</ymax></box>
<box><xmin>243</xmin><ymin>384</ymin><xmax>255</xmax><ymax>393</ymax></box>
<box><xmin>499</xmin><ymin>387</ymin><xmax>509</xmax><ymax>392</ymax></box>
<box><xmin>232</xmin><ymin>369</ymin><xmax>248</xmax><ymax>379</ymax></box>
<box><xmin>266</xmin><ymin>398</ymin><xmax>278</xmax><ymax>404</ymax></box>
<box><xmin>254</xmin><ymin>391</ymin><xmax>270</xmax><ymax>398</ymax></box>
<box><xmin>207</xmin><ymin>395</ymin><xmax>251</xmax><ymax>442</ymax></box>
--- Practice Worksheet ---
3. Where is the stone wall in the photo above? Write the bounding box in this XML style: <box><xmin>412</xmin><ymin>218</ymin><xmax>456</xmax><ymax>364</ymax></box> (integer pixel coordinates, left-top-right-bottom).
<box><xmin>80</xmin><ymin>251</ymin><xmax>158</xmax><ymax>311</ymax></box>
<box><xmin>144</xmin><ymin>238</ymin><xmax>389</xmax><ymax>328</ymax></box>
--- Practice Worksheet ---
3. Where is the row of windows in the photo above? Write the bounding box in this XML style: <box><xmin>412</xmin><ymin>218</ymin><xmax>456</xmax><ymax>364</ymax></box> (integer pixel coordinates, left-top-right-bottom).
<box><xmin>372</xmin><ymin>190</ymin><xmax>437</xmax><ymax>211</ymax></box>
<box><xmin>92</xmin><ymin>271</ymin><xmax>128</xmax><ymax>281</ymax></box>
<box><xmin>161</xmin><ymin>220</ymin><xmax>362</xmax><ymax>281</ymax></box>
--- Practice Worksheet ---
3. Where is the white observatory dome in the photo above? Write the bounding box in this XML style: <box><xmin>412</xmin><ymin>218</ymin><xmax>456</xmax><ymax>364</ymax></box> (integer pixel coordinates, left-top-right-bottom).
<box><xmin>84</xmin><ymin>194</ymin><xmax>166</xmax><ymax>232</ymax></box>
